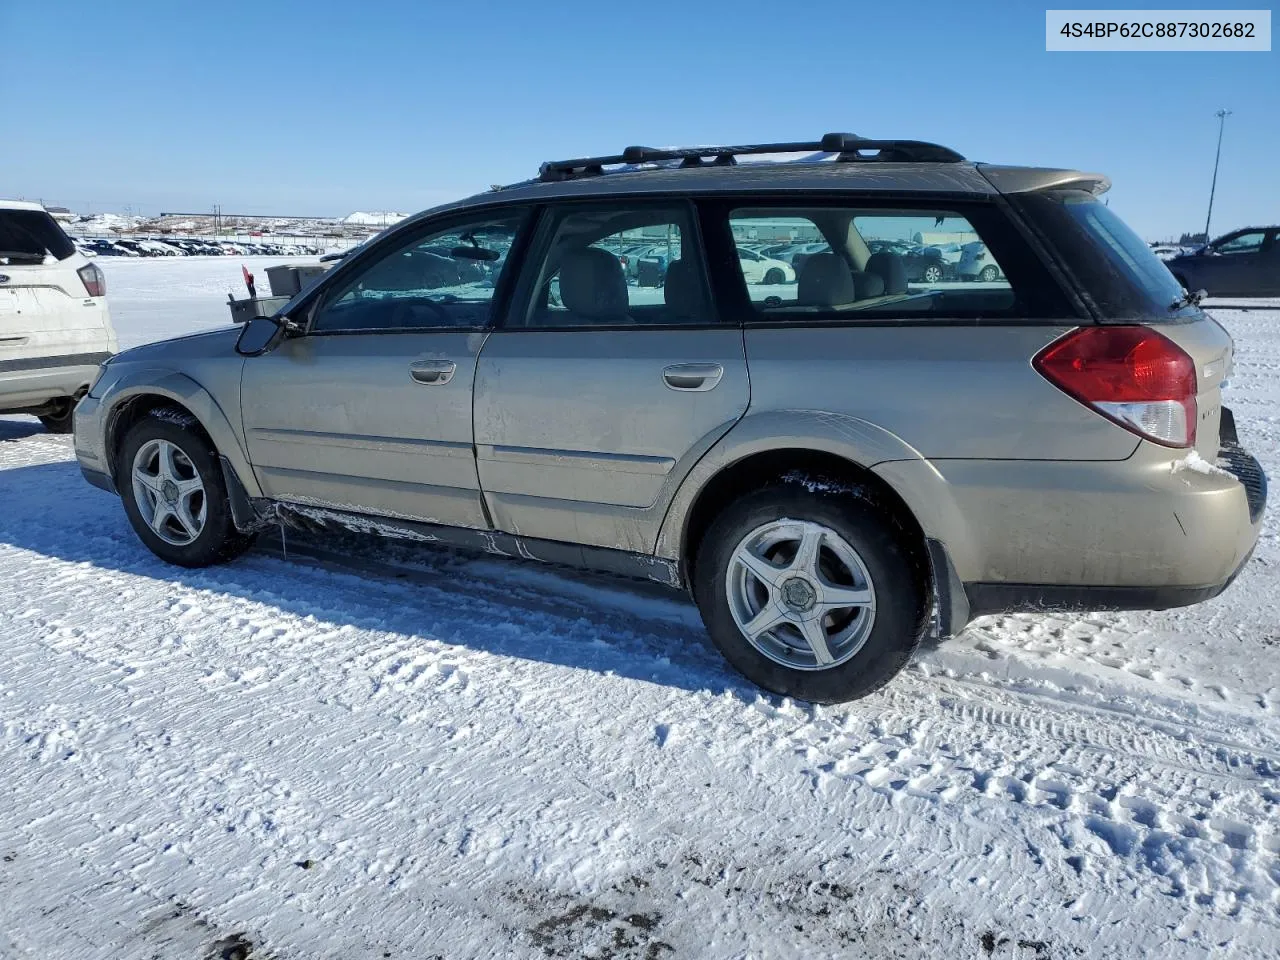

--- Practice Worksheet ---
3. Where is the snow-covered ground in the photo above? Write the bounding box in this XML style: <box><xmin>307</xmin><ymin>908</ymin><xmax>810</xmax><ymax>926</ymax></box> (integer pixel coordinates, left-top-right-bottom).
<box><xmin>1</xmin><ymin>258</ymin><xmax>1277</xmax><ymax>959</ymax></box>
<box><xmin>101</xmin><ymin>256</ymin><xmax>320</xmax><ymax>350</ymax></box>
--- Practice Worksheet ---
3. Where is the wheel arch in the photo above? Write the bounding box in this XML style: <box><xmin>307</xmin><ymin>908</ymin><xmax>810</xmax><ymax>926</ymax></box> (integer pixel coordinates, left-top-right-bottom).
<box><xmin>655</xmin><ymin>411</ymin><xmax>977</xmax><ymax>636</ymax></box>
<box><xmin>101</xmin><ymin>372</ymin><xmax>261</xmax><ymax>498</ymax></box>
<box><xmin>679</xmin><ymin>447</ymin><xmax>929</xmax><ymax>586</ymax></box>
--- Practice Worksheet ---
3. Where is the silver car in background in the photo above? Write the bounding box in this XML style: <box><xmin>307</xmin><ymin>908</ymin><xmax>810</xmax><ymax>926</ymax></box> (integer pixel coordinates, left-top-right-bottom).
<box><xmin>73</xmin><ymin>133</ymin><xmax>1267</xmax><ymax>703</ymax></box>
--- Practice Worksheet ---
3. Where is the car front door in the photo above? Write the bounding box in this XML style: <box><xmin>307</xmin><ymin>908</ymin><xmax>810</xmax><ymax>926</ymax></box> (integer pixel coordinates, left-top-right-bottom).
<box><xmin>473</xmin><ymin>200</ymin><xmax>749</xmax><ymax>555</ymax></box>
<box><xmin>240</xmin><ymin>210</ymin><xmax>528</xmax><ymax>528</ymax></box>
<box><xmin>1255</xmin><ymin>230</ymin><xmax>1280</xmax><ymax>296</ymax></box>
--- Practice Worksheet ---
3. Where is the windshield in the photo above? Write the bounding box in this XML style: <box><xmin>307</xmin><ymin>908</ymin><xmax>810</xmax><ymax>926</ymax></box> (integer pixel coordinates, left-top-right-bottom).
<box><xmin>0</xmin><ymin>209</ymin><xmax>77</xmax><ymax>261</ymax></box>
<box><xmin>1012</xmin><ymin>190</ymin><xmax>1189</xmax><ymax>318</ymax></box>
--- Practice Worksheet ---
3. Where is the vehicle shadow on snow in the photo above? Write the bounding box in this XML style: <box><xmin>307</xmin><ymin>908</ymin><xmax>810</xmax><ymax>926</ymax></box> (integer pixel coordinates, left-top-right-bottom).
<box><xmin>0</xmin><ymin>418</ymin><xmax>45</xmax><ymax>443</ymax></box>
<box><xmin>0</xmin><ymin>456</ymin><xmax>764</xmax><ymax>700</ymax></box>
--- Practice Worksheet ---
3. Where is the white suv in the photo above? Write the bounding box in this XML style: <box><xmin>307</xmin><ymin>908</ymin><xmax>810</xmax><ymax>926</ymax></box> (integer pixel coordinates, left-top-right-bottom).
<box><xmin>0</xmin><ymin>200</ymin><xmax>117</xmax><ymax>432</ymax></box>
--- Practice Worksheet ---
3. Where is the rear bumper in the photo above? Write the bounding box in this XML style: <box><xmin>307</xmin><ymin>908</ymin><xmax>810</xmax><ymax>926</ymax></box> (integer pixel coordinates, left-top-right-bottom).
<box><xmin>0</xmin><ymin>353</ymin><xmax>109</xmax><ymax>411</ymax></box>
<box><xmin>960</xmin><ymin>442</ymin><xmax>1264</xmax><ymax>618</ymax></box>
<box><xmin>965</xmin><ymin>563</ymin><xmax>1251</xmax><ymax>617</ymax></box>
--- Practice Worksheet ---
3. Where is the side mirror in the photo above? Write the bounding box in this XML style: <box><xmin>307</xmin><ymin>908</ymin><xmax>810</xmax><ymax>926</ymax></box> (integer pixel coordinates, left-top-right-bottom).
<box><xmin>236</xmin><ymin>315</ymin><xmax>285</xmax><ymax>356</ymax></box>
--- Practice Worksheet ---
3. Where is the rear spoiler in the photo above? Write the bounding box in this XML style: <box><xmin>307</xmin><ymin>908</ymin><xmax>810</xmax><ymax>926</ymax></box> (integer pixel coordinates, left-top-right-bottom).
<box><xmin>976</xmin><ymin>163</ymin><xmax>1111</xmax><ymax>197</ymax></box>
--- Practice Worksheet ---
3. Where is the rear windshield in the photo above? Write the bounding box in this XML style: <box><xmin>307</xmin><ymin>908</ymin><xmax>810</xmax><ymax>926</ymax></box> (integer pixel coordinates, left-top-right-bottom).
<box><xmin>0</xmin><ymin>209</ymin><xmax>77</xmax><ymax>262</ymax></box>
<box><xmin>1011</xmin><ymin>190</ymin><xmax>1188</xmax><ymax>319</ymax></box>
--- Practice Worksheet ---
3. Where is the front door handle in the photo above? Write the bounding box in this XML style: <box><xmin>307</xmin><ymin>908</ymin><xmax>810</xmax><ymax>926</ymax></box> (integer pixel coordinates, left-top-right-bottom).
<box><xmin>408</xmin><ymin>359</ymin><xmax>456</xmax><ymax>385</ymax></box>
<box><xmin>663</xmin><ymin>362</ymin><xmax>723</xmax><ymax>392</ymax></box>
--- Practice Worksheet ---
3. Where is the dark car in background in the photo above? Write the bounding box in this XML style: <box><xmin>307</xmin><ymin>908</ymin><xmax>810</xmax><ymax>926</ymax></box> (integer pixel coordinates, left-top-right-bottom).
<box><xmin>867</xmin><ymin>239</ymin><xmax>950</xmax><ymax>283</ymax></box>
<box><xmin>1166</xmin><ymin>226</ymin><xmax>1280</xmax><ymax>298</ymax></box>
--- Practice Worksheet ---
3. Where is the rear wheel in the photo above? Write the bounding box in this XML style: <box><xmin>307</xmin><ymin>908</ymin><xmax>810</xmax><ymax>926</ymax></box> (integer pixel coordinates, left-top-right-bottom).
<box><xmin>38</xmin><ymin>399</ymin><xmax>75</xmax><ymax>434</ymax></box>
<box><xmin>763</xmin><ymin>267</ymin><xmax>785</xmax><ymax>285</ymax></box>
<box><xmin>978</xmin><ymin>264</ymin><xmax>1000</xmax><ymax>282</ymax></box>
<box><xmin>117</xmin><ymin>411</ymin><xmax>255</xmax><ymax>567</ymax></box>
<box><xmin>693</xmin><ymin>486</ymin><xmax>928</xmax><ymax>703</ymax></box>
<box><xmin>921</xmin><ymin>263</ymin><xmax>944</xmax><ymax>283</ymax></box>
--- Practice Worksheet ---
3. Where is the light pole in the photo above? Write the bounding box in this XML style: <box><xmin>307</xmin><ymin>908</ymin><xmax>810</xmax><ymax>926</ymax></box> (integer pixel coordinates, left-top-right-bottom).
<box><xmin>1203</xmin><ymin>108</ymin><xmax>1231</xmax><ymax>242</ymax></box>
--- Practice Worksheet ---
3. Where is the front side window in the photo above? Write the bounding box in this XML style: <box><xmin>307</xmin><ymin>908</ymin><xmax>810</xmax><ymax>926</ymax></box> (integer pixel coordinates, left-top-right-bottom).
<box><xmin>1214</xmin><ymin>231</ymin><xmax>1266</xmax><ymax>255</ymax></box>
<box><xmin>311</xmin><ymin>214</ymin><xmax>524</xmax><ymax>332</ymax></box>
<box><xmin>518</xmin><ymin>203</ymin><xmax>712</xmax><ymax>328</ymax></box>
<box><xmin>725</xmin><ymin>205</ymin><xmax>1055</xmax><ymax>321</ymax></box>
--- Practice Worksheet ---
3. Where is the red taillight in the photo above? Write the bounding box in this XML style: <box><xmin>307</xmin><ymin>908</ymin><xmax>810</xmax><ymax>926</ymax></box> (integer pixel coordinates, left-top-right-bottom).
<box><xmin>1033</xmin><ymin>326</ymin><xmax>1197</xmax><ymax>448</ymax></box>
<box><xmin>77</xmin><ymin>262</ymin><xmax>106</xmax><ymax>297</ymax></box>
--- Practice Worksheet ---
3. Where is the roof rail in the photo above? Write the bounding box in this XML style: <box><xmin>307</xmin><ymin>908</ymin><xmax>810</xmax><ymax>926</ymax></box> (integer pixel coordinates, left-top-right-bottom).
<box><xmin>537</xmin><ymin>133</ymin><xmax>964</xmax><ymax>182</ymax></box>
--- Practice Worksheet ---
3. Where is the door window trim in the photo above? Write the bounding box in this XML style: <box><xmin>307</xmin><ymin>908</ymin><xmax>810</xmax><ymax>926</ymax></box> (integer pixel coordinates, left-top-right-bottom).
<box><xmin>292</xmin><ymin>206</ymin><xmax>535</xmax><ymax>337</ymax></box>
<box><xmin>497</xmin><ymin>198</ymin><xmax>725</xmax><ymax>333</ymax></box>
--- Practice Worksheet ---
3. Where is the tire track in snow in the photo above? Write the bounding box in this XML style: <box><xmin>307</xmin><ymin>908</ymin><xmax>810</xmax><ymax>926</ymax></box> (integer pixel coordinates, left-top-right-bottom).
<box><xmin>3</xmin><ymin>530</ymin><xmax>1277</xmax><ymax>956</ymax></box>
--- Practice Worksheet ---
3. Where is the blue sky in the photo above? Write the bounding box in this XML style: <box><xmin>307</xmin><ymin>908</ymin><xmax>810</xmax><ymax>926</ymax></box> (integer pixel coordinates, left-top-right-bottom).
<box><xmin>2</xmin><ymin>0</ymin><xmax>1275</xmax><ymax>239</ymax></box>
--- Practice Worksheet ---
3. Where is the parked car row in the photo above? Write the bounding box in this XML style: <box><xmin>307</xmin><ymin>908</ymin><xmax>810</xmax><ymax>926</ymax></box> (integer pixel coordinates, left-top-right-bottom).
<box><xmin>74</xmin><ymin>236</ymin><xmax>326</xmax><ymax>258</ymax></box>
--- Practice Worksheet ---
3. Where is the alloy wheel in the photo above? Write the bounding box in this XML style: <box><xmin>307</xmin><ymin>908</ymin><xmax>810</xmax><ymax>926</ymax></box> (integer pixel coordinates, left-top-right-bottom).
<box><xmin>725</xmin><ymin>519</ymin><xmax>877</xmax><ymax>671</ymax></box>
<box><xmin>131</xmin><ymin>438</ymin><xmax>207</xmax><ymax>546</ymax></box>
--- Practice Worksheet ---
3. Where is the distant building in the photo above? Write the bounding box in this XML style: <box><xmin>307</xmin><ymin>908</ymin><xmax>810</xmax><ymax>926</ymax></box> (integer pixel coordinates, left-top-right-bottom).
<box><xmin>45</xmin><ymin>205</ymin><xmax>75</xmax><ymax>222</ymax></box>
<box><xmin>913</xmin><ymin>230</ymin><xmax>979</xmax><ymax>247</ymax></box>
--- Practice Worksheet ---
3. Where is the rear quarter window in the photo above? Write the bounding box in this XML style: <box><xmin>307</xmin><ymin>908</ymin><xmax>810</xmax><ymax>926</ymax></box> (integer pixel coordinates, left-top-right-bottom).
<box><xmin>0</xmin><ymin>209</ymin><xmax>77</xmax><ymax>262</ymax></box>
<box><xmin>1011</xmin><ymin>190</ymin><xmax>1188</xmax><ymax>319</ymax></box>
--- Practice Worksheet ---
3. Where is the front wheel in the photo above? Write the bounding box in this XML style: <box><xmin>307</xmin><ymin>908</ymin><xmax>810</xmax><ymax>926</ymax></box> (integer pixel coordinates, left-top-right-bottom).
<box><xmin>921</xmin><ymin>263</ymin><xmax>943</xmax><ymax>283</ymax></box>
<box><xmin>763</xmin><ymin>267</ymin><xmax>785</xmax><ymax>285</ymax></box>
<box><xmin>117</xmin><ymin>411</ymin><xmax>256</xmax><ymax>567</ymax></box>
<box><xmin>693</xmin><ymin>486</ymin><xmax>928</xmax><ymax>703</ymax></box>
<box><xmin>978</xmin><ymin>265</ymin><xmax>1000</xmax><ymax>282</ymax></box>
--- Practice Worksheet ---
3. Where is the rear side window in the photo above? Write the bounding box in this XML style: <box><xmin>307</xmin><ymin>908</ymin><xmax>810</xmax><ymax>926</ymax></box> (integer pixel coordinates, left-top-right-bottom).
<box><xmin>1011</xmin><ymin>190</ymin><xmax>1186</xmax><ymax>319</ymax></box>
<box><xmin>517</xmin><ymin>202</ymin><xmax>713</xmax><ymax>328</ymax></box>
<box><xmin>0</xmin><ymin>209</ymin><xmax>76</xmax><ymax>262</ymax></box>
<box><xmin>722</xmin><ymin>202</ymin><xmax>1074</xmax><ymax>322</ymax></box>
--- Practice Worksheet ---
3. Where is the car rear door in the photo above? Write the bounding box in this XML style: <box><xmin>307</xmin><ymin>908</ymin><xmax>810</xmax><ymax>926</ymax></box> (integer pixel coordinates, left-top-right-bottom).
<box><xmin>240</xmin><ymin>210</ymin><xmax>528</xmax><ymax>529</ymax></box>
<box><xmin>473</xmin><ymin>199</ymin><xmax>749</xmax><ymax>555</ymax></box>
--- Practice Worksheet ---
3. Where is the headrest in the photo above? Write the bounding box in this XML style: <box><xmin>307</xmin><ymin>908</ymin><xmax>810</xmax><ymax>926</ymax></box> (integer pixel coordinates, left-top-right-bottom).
<box><xmin>864</xmin><ymin>251</ymin><xmax>908</xmax><ymax>295</ymax></box>
<box><xmin>663</xmin><ymin>259</ymin><xmax>706</xmax><ymax>320</ymax></box>
<box><xmin>559</xmin><ymin>247</ymin><xmax>629</xmax><ymax>320</ymax></box>
<box><xmin>797</xmin><ymin>253</ymin><xmax>858</xmax><ymax>307</ymax></box>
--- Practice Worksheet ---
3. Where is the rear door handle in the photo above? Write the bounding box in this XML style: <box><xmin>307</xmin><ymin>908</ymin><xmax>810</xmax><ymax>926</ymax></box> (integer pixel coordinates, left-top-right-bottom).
<box><xmin>663</xmin><ymin>362</ymin><xmax>724</xmax><ymax>392</ymax></box>
<box><xmin>408</xmin><ymin>359</ymin><xmax>456</xmax><ymax>385</ymax></box>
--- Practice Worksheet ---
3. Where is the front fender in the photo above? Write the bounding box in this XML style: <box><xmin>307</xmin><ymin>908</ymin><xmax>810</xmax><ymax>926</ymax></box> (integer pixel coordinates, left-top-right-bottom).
<box><xmin>100</xmin><ymin>369</ymin><xmax>261</xmax><ymax>498</ymax></box>
<box><xmin>654</xmin><ymin>409</ymin><xmax>976</xmax><ymax>577</ymax></box>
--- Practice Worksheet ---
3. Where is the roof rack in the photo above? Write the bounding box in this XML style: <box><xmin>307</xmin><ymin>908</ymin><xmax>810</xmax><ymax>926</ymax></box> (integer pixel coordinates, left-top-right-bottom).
<box><xmin>537</xmin><ymin>132</ymin><xmax>965</xmax><ymax>182</ymax></box>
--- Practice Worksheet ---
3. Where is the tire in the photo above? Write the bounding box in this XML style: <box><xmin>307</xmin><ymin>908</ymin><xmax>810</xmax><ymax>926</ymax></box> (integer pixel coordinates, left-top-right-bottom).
<box><xmin>978</xmin><ymin>265</ymin><xmax>1000</xmax><ymax>282</ymax></box>
<box><xmin>117</xmin><ymin>410</ymin><xmax>255</xmax><ymax>567</ymax></box>
<box><xmin>763</xmin><ymin>267</ymin><xmax>785</xmax><ymax>285</ymax></box>
<box><xmin>693</xmin><ymin>484</ymin><xmax>928</xmax><ymax>703</ymax></box>
<box><xmin>921</xmin><ymin>263</ymin><xmax>943</xmax><ymax>284</ymax></box>
<box><xmin>38</xmin><ymin>399</ymin><xmax>75</xmax><ymax>434</ymax></box>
